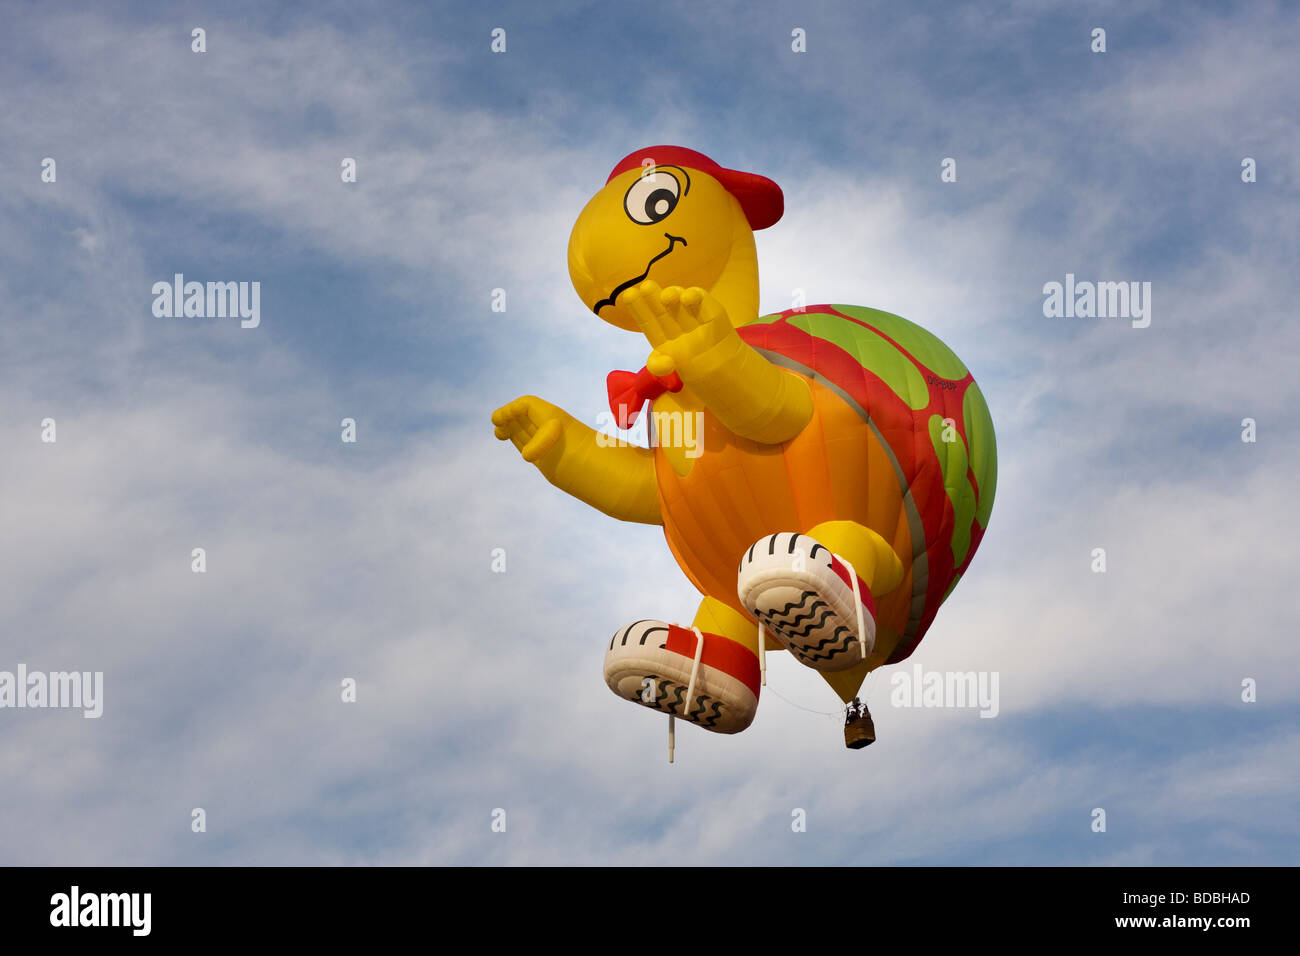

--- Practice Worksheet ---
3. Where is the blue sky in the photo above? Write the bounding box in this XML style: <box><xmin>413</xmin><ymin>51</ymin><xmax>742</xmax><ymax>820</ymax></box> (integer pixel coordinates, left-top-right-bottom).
<box><xmin>1</xmin><ymin>0</ymin><xmax>1297</xmax><ymax>865</ymax></box>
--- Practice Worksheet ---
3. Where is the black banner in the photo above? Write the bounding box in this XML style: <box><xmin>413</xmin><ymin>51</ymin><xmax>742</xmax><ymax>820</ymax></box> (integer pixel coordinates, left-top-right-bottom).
<box><xmin>0</xmin><ymin>866</ymin><xmax>1282</xmax><ymax>942</ymax></box>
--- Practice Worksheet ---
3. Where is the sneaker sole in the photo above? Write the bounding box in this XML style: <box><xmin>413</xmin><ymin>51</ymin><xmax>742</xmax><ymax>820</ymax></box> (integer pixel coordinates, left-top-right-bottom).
<box><xmin>604</xmin><ymin>620</ymin><xmax>759</xmax><ymax>734</ymax></box>
<box><xmin>737</xmin><ymin>532</ymin><xmax>876</xmax><ymax>672</ymax></box>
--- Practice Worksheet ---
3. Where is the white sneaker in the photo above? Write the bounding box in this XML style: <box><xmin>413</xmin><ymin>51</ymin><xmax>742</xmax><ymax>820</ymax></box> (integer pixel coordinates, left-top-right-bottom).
<box><xmin>604</xmin><ymin>620</ymin><xmax>760</xmax><ymax>734</ymax></box>
<box><xmin>736</xmin><ymin>532</ymin><xmax>876</xmax><ymax>672</ymax></box>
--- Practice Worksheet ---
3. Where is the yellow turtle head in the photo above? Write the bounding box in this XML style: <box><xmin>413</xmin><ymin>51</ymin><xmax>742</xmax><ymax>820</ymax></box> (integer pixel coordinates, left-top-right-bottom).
<box><xmin>567</xmin><ymin>146</ymin><xmax>783</xmax><ymax>331</ymax></box>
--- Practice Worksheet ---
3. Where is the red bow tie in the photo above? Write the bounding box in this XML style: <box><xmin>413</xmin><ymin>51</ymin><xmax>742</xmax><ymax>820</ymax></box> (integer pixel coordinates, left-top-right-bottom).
<box><xmin>606</xmin><ymin>366</ymin><xmax>684</xmax><ymax>429</ymax></box>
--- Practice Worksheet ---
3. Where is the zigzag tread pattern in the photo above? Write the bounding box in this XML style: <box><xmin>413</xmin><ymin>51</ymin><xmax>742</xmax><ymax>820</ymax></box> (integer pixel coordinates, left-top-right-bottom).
<box><xmin>631</xmin><ymin>674</ymin><xmax>726</xmax><ymax>729</ymax></box>
<box><xmin>754</xmin><ymin>590</ymin><xmax>856</xmax><ymax>664</ymax></box>
<box><xmin>763</xmin><ymin>591</ymin><xmax>831</xmax><ymax>633</ymax></box>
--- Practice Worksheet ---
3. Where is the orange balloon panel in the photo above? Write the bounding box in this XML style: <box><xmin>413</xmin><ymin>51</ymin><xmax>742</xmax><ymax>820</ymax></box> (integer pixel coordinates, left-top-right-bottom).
<box><xmin>654</xmin><ymin>381</ymin><xmax>916</xmax><ymax>646</ymax></box>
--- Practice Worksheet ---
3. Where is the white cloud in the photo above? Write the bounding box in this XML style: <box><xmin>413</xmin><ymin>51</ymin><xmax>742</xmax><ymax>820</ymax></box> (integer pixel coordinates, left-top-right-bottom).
<box><xmin>1</xmin><ymin>0</ymin><xmax>1296</xmax><ymax>866</ymax></box>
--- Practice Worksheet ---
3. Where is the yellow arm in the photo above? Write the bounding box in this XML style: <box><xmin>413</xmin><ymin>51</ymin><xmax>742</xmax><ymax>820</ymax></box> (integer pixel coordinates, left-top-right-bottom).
<box><xmin>627</xmin><ymin>282</ymin><xmax>813</xmax><ymax>445</ymax></box>
<box><xmin>673</xmin><ymin>329</ymin><xmax>813</xmax><ymax>444</ymax></box>
<box><xmin>491</xmin><ymin>395</ymin><xmax>662</xmax><ymax>525</ymax></box>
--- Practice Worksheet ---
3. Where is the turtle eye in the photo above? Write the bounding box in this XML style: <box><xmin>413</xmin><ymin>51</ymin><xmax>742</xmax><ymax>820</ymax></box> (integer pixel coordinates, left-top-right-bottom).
<box><xmin>624</xmin><ymin>170</ymin><xmax>681</xmax><ymax>225</ymax></box>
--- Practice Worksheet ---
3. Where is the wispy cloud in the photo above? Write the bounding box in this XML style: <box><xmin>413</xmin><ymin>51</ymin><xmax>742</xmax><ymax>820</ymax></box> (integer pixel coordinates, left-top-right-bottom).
<box><xmin>1</xmin><ymin>0</ymin><xmax>1296</xmax><ymax>865</ymax></box>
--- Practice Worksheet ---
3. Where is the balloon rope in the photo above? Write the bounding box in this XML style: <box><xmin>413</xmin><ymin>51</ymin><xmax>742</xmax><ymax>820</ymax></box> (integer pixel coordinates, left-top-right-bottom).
<box><xmin>765</xmin><ymin>685</ymin><xmax>845</xmax><ymax>720</ymax></box>
<box><xmin>757</xmin><ymin>620</ymin><xmax>767</xmax><ymax>686</ymax></box>
<box><xmin>865</xmin><ymin>654</ymin><xmax>886</xmax><ymax>703</ymax></box>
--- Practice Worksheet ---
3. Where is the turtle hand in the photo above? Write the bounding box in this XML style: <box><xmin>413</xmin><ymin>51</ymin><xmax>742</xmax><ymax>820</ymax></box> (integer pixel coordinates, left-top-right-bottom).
<box><xmin>491</xmin><ymin>395</ymin><xmax>574</xmax><ymax>471</ymax></box>
<box><xmin>623</xmin><ymin>281</ymin><xmax>736</xmax><ymax>378</ymax></box>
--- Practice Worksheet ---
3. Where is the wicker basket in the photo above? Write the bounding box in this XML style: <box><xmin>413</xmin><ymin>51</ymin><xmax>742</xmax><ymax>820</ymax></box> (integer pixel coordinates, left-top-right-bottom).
<box><xmin>844</xmin><ymin>709</ymin><xmax>876</xmax><ymax>749</ymax></box>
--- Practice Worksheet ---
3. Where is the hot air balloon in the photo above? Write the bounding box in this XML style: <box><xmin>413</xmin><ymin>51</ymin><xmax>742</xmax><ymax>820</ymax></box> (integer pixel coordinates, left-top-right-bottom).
<box><xmin>492</xmin><ymin>146</ymin><xmax>996</xmax><ymax>755</ymax></box>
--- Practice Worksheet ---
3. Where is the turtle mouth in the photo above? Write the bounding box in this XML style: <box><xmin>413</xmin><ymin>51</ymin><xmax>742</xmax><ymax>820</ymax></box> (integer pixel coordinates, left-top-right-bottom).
<box><xmin>592</xmin><ymin>233</ymin><xmax>687</xmax><ymax>315</ymax></box>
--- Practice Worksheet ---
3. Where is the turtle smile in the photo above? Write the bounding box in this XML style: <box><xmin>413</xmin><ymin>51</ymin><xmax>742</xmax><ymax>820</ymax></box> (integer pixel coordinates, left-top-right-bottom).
<box><xmin>593</xmin><ymin>233</ymin><xmax>687</xmax><ymax>314</ymax></box>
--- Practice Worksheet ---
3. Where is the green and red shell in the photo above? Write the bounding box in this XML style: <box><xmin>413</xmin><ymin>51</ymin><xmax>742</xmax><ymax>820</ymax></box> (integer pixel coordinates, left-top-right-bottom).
<box><xmin>736</xmin><ymin>304</ymin><xmax>997</xmax><ymax>661</ymax></box>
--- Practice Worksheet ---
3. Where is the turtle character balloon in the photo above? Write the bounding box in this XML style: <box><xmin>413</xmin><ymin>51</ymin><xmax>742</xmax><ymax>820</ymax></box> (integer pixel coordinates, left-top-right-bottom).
<box><xmin>492</xmin><ymin>146</ymin><xmax>997</xmax><ymax>753</ymax></box>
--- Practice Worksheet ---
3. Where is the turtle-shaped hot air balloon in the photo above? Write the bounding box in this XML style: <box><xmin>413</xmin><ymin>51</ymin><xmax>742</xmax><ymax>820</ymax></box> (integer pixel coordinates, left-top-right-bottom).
<box><xmin>492</xmin><ymin>146</ymin><xmax>996</xmax><ymax>753</ymax></box>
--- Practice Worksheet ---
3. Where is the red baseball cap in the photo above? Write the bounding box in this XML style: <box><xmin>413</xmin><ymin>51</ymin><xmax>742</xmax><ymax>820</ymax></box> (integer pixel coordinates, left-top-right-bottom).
<box><xmin>605</xmin><ymin>145</ymin><xmax>784</xmax><ymax>231</ymax></box>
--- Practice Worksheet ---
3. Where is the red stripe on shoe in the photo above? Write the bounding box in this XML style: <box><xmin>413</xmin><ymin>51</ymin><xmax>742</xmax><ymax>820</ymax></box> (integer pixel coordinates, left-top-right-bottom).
<box><xmin>664</xmin><ymin>626</ymin><xmax>761</xmax><ymax>699</ymax></box>
<box><xmin>827</xmin><ymin>558</ymin><xmax>877</xmax><ymax>620</ymax></box>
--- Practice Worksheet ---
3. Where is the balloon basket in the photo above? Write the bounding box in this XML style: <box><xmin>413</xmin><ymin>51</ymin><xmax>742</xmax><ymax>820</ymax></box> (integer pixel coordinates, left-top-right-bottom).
<box><xmin>844</xmin><ymin>709</ymin><xmax>876</xmax><ymax>749</ymax></box>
